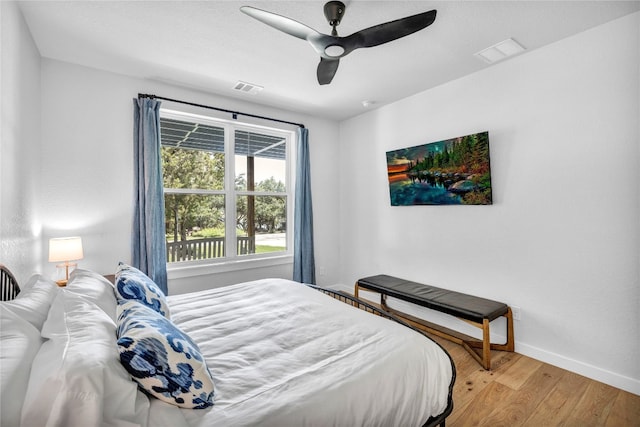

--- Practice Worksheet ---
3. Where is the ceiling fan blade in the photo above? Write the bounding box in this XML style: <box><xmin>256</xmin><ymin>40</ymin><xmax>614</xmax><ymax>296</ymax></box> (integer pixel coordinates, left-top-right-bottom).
<box><xmin>317</xmin><ymin>58</ymin><xmax>340</xmax><ymax>85</ymax></box>
<box><xmin>240</xmin><ymin>6</ymin><xmax>320</xmax><ymax>41</ymax></box>
<box><xmin>345</xmin><ymin>9</ymin><xmax>437</xmax><ymax>50</ymax></box>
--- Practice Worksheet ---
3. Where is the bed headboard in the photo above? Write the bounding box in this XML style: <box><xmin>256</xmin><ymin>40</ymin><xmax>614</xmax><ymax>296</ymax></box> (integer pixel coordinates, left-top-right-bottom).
<box><xmin>0</xmin><ymin>264</ymin><xmax>21</xmax><ymax>301</ymax></box>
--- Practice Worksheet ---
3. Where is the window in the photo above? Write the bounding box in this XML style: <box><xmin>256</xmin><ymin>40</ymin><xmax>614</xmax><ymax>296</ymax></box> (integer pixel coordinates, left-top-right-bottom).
<box><xmin>160</xmin><ymin>110</ymin><xmax>293</xmax><ymax>266</ymax></box>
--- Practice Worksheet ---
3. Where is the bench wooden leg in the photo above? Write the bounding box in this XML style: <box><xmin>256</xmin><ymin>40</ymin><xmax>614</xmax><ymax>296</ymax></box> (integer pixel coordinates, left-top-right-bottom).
<box><xmin>482</xmin><ymin>319</ymin><xmax>491</xmax><ymax>369</ymax></box>
<box><xmin>381</xmin><ymin>294</ymin><xmax>389</xmax><ymax>310</ymax></box>
<box><xmin>462</xmin><ymin>309</ymin><xmax>514</xmax><ymax>370</ymax></box>
<box><xmin>460</xmin><ymin>319</ymin><xmax>492</xmax><ymax>370</ymax></box>
<box><xmin>490</xmin><ymin>307</ymin><xmax>515</xmax><ymax>352</ymax></box>
<box><xmin>356</xmin><ymin>283</ymin><xmax>389</xmax><ymax>310</ymax></box>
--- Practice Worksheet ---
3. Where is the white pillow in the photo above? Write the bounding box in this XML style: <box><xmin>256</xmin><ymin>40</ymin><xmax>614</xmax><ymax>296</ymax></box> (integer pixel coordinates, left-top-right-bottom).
<box><xmin>2</xmin><ymin>274</ymin><xmax>58</xmax><ymax>330</ymax></box>
<box><xmin>65</xmin><ymin>269</ymin><xmax>118</xmax><ymax>321</ymax></box>
<box><xmin>20</xmin><ymin>291</ymin><xmax>149</xmax><ymax>427</ymax></box>
<box><xmin>0</xmin><ymin>306</ymin><xmax>43</xmax><ymax>427</ymax></box>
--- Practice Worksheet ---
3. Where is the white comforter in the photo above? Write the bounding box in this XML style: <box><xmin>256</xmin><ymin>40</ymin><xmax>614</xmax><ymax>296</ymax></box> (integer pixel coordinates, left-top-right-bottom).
<box><xmin>5</xmin><ymin>272</ymin><xmax>453</xmax><ymax>427</ymax></box>
<box><xmin>149</xmin><ymin>278</ymin><xmax>453</xmax><ymax>427</ymax></box>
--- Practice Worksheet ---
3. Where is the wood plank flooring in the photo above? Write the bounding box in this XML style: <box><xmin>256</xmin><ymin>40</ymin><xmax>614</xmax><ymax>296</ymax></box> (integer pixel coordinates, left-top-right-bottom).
<box><xmin>328</xmin><ymin>289</ymin><xmax>638</xmax><ymax>426</ymax></box>
<box><xmin>428</xmin><ymin>335</ymin><xmax>640</xmax><ymax>427</ymax></box>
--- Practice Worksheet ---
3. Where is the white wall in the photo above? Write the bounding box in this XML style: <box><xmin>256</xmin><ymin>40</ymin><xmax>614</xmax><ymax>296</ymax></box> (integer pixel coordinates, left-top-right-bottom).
<box><xmin>0</xmin><ymin>1</ymin><xmax>42</xmax><ymax>283</ymax></box>
<box><xmin>338</xmin><ymin>12</ymin><xmax>639</xmax><ymax>394</ymax></box>
<box><xmin>39</xmin><ymin>59</ymin><xmax>340</xmax><ymax>293</ymax></box>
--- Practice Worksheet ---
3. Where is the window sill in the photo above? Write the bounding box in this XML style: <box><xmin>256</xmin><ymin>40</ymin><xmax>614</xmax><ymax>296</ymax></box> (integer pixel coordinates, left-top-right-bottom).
<box><xmin>167</xmin><ymin>254</ymin><xmax>293</xmax><ymax>280</ymax></box>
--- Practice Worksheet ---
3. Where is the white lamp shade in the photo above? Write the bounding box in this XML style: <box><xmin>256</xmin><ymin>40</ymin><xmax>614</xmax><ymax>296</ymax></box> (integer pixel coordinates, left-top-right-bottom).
<box><xmin>48</xmin><ymin>237</ymin><xmax>84</xmax><ymax>263</ymax></box>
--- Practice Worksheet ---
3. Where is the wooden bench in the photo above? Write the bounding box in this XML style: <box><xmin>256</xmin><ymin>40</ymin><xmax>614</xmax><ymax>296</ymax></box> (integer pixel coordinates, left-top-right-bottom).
<box><xmin>355</xmin><ymin>274</ymin><xmax>514</xmax><ymax>370</ymax></box>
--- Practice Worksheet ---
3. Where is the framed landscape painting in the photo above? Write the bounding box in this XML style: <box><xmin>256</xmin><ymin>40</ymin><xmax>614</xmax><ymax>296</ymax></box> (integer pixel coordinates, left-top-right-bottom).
<box><xmin>386</xmin><ymin>131</ymin><xmax>493</xmax><ymax>205</ymax></box>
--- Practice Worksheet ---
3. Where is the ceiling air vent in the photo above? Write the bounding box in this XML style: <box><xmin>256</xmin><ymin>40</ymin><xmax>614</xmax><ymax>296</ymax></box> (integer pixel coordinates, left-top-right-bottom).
<box><xmin>474</xmin><ymin>38</ymin><xmax>526</xmax><ymax>64</ymax></box>
<box><xmin>233</xmin><ymin>81</ymin><xmax>263</xmax><ymax>95</ymax></box>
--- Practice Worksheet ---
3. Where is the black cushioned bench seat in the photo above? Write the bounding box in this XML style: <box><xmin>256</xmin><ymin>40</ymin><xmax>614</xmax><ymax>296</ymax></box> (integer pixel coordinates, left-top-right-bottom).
<box><xmin>357</xmin><ymin>275</ymin><xmax>509</xmax><ymax>323</ymax></box>
<box><xmin>355</xmin><ymin>274</ymin><xmax>514</xmax><ymax>370</ymax></box>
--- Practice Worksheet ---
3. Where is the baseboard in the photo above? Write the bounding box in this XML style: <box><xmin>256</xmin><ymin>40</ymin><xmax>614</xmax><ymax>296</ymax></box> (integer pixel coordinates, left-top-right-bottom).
<box><xmin>325</xmin><ymin>283</ymin><xmax>640</xmax><ymax>396</ymax></box>
<box><xmin>515</xmin><ymin>342</ymin><xmax>640</xmax><ymax>396</ymax></box>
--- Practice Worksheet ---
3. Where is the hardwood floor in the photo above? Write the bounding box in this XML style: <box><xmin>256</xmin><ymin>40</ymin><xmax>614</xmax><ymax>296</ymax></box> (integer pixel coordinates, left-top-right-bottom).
<box><xmin>328</xmin><ymin>290</ymin><xmax>638</xmax><ymax>426</ymax></box>
<box><xmin>427</xmin><ymin>335</ymin><xmax>640</xmax><ymax>427</ymax></box>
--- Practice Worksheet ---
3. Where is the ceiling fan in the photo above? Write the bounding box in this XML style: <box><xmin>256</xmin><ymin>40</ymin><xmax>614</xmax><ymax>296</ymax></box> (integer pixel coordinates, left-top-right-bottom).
<box><xmin>240</xmin><ymin>1</ymin><xmax>437</xmax><ymax>85</ymax></box>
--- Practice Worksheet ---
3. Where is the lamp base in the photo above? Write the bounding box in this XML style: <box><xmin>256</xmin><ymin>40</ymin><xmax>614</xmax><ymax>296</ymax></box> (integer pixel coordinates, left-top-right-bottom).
<box><xmin>55</xmin><ymin>262</ymin><xmax>77</xmax><ymax>286</ymax></box>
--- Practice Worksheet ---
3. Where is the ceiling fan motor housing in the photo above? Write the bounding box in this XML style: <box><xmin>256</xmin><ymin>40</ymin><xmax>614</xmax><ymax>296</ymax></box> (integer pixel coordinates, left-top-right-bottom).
<box><xmin>324</xmin><ymin>1</ymin><xmax>345</xmax><ymax>28</ymax></box>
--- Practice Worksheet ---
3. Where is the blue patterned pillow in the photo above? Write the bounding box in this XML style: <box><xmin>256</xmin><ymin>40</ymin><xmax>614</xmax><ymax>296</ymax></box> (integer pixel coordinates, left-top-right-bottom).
<box><xmin>115</xmin><ymin>262</ymin><xmax>170</xmax><ymax>318</ymax></box>
<box><xmin>116</xmin><ymin>300</ymin><xmax>215</xmax><ymax>409</ymax></box>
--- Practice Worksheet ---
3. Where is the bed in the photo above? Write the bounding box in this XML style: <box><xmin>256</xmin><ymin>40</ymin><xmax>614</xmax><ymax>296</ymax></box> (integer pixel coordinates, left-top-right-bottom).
<box><xmin>1</xmin><ymin>265</ymin><xmax>455</xmax><ymax>427</ymax></box>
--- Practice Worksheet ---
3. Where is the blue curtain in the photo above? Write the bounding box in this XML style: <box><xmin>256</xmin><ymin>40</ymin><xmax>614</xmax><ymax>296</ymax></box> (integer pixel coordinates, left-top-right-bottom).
<box><xmin>132</xmin><ymin>98</ymin><xmax>168</xmax><ymax>294</ymax></box>
<box><xmin>293</xmin><ymin>127</ymin><xmax>316</xmax><ymax>284</ymax></box>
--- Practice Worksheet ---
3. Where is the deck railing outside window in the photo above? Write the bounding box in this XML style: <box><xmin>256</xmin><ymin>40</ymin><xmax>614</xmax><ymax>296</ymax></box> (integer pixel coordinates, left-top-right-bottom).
<box><xmin>166</xmin><ymin>237</ymin><xmax>256</xmax><ymax>263</ymax></box>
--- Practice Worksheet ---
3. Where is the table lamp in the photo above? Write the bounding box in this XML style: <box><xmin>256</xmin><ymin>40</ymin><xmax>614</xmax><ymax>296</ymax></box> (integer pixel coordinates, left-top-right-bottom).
<box><xmin>48</xmin><ymin>236</ymin><xmax>84</xmax><ymax>286</ymax></box>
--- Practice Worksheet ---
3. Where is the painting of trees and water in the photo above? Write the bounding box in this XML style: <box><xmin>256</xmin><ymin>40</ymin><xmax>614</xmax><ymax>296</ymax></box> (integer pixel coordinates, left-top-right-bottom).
<box><xmin>386</xmin><ymin>131</ymin><xmax>492</xmax><ymax>205</ymax></box>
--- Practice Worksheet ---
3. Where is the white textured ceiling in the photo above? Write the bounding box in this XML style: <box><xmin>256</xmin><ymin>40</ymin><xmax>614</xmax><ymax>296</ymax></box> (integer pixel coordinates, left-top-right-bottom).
<box><xmin>18</xmin><ymin>1</ymin><xmax>640</xmax><ymax>121</ymax></box>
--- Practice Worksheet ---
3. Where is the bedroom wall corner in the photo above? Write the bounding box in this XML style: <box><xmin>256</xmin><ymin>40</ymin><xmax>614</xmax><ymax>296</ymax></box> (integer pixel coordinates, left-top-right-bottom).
<box><xmin>338</xmin><ymin>12</ymin><xmax>640</xmax><ymax>395</ymax></box>
<box><xmin>0</xmin><ymin>1</ymin><xmax>43</xmax><ymax>284</ymax></box>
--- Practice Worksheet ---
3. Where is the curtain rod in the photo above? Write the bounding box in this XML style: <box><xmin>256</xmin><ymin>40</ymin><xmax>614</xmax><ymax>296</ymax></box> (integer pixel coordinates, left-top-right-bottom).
<box><xmin>137</xmin><ymin>93</ymin><xmax>305</xmax><ymax>129</ymax></box>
